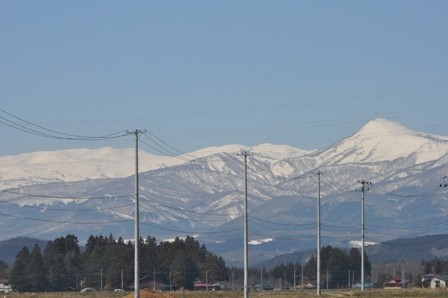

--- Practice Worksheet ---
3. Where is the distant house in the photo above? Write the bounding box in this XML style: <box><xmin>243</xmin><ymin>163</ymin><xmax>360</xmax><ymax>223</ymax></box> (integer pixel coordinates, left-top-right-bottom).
<box><xmin>296</xmin><ymin>283</ymin><xmax>316</xmax><ymax>290</ymax></box>
<box><xmin>193</xmin><ymin>281</ymin><xmax>226</xmax><ymax>291</ymax></box>
<box><xmin>422</xmin><ymin>274</ymin><xmax>448</xmax><ymax>288</ymax></box>
<box><xmin>384</xmin><ymin>275</ymin><xmax>407</xmax><ymax>289</ymax></box>
<box><xmin>127</xmin><ymin>275</ymin><xmax>170</xmax><ymax>291</ymax></box>
<box><xmin>193</xmin><ymin>282</ymin><xmax>211</xmax><ymax>291</ymax></box>
<box><xmin>0</xmin><ymin>279</ymin><xmax>12</xmax><ymax>293</ymax></box>
<box><xmin>250</xmin><ymin>283</ymin><xmax>274</xmax><ymax>291</ymax></box>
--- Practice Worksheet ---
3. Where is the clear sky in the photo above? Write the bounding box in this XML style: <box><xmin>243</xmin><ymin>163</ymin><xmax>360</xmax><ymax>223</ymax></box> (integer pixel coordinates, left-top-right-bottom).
<box><xmin>1</xmin><ymin>1</ymin><xmax>448</xmax><ymax>156</ymax></box>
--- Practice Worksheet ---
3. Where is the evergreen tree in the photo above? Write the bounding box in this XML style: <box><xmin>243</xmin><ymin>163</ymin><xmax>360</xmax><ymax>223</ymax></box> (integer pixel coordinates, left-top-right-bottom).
<box><xmin>141</xmin><ymin>236</ymin><xmax>158</xmax><ymax>278</ymax></box>
<box><xmin>103</xmin><ymin>236</ymin><xmax>133</xmax><ymax>290</ymax></box>
<box><xmin>326</xmin><ymin>247</ymin><xmax>348</xmax><ymax>287</ymax></box>
<box><xmin>204</xmin><ymin>252</ymin><xmax>228</xmax><ymax>283</ymax></box>
<box><xmin>43</xmin><ymin>234</ymin><xmax>82</xmax><ymax>291</ymax></box>
<box><xmin>10</xmin><ymin>246</ymin><xmax>31</xmax><ymax>292</ymax></box>
<box><xmin>170</xmin><ymin>250</ymin><xmax>197</xmax><ymax>290</ymax></box>
<box><xmin>347</xmin><ymin>248</ymin><xmax>361</xmax><ymax>282</ymax></box>
<box><xmin>423</xmin><ymin>258</ymin><xmax>443</xmax><ymax>274</ymax></box>
<box><xmin>62</xmin><ymin>235</ymin><xmax>82</xmax><ymax>289</ymax></box>
<box><xmin>0</xmin><ymin>260</ymin><xmax>8</xmax><ymax>279</ymax></box>
<box><xmin>28</xmin><ymin>243</ymin><xmax>47</xmax><ymax>291</ymax></box>
<box><xmin>304</xmin><ymin>255</ymin><xmax>317</xmax><ymax>282</ymax></box>
<box><xmin>82</xmin><ymin>235</ymin><xmax>109</xmax><ymax>289</ymax></box>
<box><xmin>270</xmin><ymin>262</ymin><xmax>301</xmax><ymax>286</ymax></box>
<box><xmin>7</xmin><ymin>233</ymin><xmax>227</xmax><ymax>292</ymax></box>
<box><xmin>320</xmin><ymin>245</ymin><xmax>333</xmax><ymax>271</ymax></box>
<box><xmin>362</xmin><ymin>250</ymin><xmax>372</xmax><ymax>280</ymax></box>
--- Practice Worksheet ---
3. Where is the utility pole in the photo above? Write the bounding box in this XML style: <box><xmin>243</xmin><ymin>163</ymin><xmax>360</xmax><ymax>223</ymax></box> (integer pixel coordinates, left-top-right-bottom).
<box><xmin>301</xmin><ymin>265</ymin><xmax>304</xmax><ymax>291</ymax></box>
<box><xmin>401</xmin><ymin>263</ymin><xmax>405</xmax><ymax>289</ymax></box>
<box><xmin>348</xmin><ymin>269</ymin><xmax>351</xmax><ymax>289</ymax></box>
<box><xmin>358</xmin><ymin>180</ymin><xmax>372</xmax><ymax>292</ymax></box>
<box><xmin>129</xmin><ymin>129</ymin><xmax>146</xmax><ymax>298</ymax></box>
<box><xmin>317</xmin><ymin>170</ymin><xmax>323</xmax><ymax>296</ymax></box>
<box><xmin>100</xmin><ymin>268</ymin><xmax>103</xmax><ymax>292</ymax></box>
<box><xmin>293</xmin><ymin>267</ymin><xmax>296</xmax><ymax>291</ymax></box>
<box><xmin>238</xmin><ymin>151</ymin><xmax>252</xmax><ymax>298</ymax></box>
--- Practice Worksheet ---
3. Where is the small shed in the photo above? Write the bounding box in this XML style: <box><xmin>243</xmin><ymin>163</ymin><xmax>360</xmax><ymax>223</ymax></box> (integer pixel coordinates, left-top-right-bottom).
<box><xmin>422</xmin><ymin>274</ymin><xmax>448</xmax><ymax>288</ymax></box>
<box><xmin>384</xmin><ymin>275</ymin><xmax>405</xmax><ymax>289</ymax></box>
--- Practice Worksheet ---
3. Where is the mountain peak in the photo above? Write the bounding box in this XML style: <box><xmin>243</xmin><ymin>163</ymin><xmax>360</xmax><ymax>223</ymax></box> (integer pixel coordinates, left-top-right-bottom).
<box><xmin>317</xmin><ymin>118</ymin><xmax>448</xmax><ymax>165</ymax></box>
<box><xmin>355</xmin><ymin>118</ymin><xmax>411</xmax><ymax>138</ymax></box>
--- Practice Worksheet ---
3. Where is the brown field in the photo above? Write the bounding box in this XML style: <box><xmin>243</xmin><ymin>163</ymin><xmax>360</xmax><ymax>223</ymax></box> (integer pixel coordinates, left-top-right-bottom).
<box><xmin>2</xmin><ymin>288</ymin><xmax>448</xmax><ymax>298</ymax></box>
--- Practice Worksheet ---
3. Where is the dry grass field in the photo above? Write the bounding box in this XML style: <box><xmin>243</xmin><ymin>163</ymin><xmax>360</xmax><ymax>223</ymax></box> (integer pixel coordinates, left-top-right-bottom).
<box><xmin>2</xmin><ymin>288</ymin><xmax>448</xmax><ymax>298</ymax></box>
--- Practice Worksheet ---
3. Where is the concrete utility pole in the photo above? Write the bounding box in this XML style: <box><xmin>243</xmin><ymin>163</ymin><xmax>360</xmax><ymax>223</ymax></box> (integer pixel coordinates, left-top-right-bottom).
<box><xmin>358</xmin><ymin>180</ymin><xmax>372</xmax><ymax>292</ymax></box>
<box><xmin>238</xmin><ymin>151</ymin><xmax>252</xmax><ymax>298</ymax></box>
<box><xmin>129</xmin><ymin>129</ymin><xmax>146</xmax><ymax>298</ymax></box>
<box><xmin>316</xmin><ymin>170</ymin><xmax>323</xmax><ymax>296</ymax></box>
<box><xmin>100</xmin><ymin>268</ymin><xmax>103</xmax><ymax>292</ymax></box>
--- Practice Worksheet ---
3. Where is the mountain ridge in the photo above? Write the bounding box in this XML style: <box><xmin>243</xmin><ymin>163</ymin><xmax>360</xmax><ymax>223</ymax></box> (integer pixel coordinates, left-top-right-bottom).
<box><xmin>1</xmin><ymin>118</ymin><xmax>448</xmax><ymax>265</ymax></box>
<box><xmin>254</xmin><ymin>233</ymin><xmax>448</xmax><ymax>269</ymax></box>
<box><xmin>314</xmin><ymin>118</ymin><xmax>448</xmax><ymax>166</ymax></box>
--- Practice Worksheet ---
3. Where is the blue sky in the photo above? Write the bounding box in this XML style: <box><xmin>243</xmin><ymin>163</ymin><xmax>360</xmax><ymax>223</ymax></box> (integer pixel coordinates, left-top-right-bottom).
<box><xmin>1</xmin><ymin>1</ymin><xmax>448</xmax><ymax>156</ymax></box>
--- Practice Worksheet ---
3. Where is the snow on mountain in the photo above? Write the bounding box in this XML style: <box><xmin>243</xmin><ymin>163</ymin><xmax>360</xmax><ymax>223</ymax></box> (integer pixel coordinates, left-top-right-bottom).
<box><xmin>0</xmin><ymin>147</ymin><xmax>184</xmax><ymax>190</ymax></box>
<box><xmin>0</xmin><ymin>143</ymin><xmax>311</xmax><ymax>190</ymax></box>
<box><xmin>315</xmin><ymin>118</ymin><xmax>448</xmax><ymax>165</ymax></box>
<box><xmin>250</xmin><ymin>143</ymin><xmax>312</xmax><ymax>160</ymax></box>
<box><xmin>1</xmin><ymin>118</ymin><xmax>448</xmax><ymax>264</ymax></box>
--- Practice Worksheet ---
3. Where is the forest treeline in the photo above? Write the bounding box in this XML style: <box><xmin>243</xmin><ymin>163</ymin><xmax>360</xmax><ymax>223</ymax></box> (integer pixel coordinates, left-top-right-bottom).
<box><xmin>3</xmin><ymin>233</ymin><xmax>448</xmax><ymax>292</ymax></box>
<box><xmin>0</xmin><ymin>233</ymin><xmax>378</xmax><ymax>292</ymax></box>
<box><xmin>5</xmin><ymin>234</ymin><xmax>227</xmax><ymax>291</ymax></box>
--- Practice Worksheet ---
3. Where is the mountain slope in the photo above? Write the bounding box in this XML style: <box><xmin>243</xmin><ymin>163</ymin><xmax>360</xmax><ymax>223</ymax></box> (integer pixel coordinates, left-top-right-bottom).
<box><xmin>255</xmin><ymin>234</ymin><xmax>448</xmax><ymax>269</ymax></box>
<box><xmin>0</xmin><ymin>237</ymin><xmax>49</xmax><ymax>265</ymax></box>
<box><xmin>315</xmin><ymin>118</ymin><xmax>448</xmax><ymax>165</ymax></box>
<box><xmin>0</xmin><ymin>147</ymin><xmax>180</xmax><ymax>190</ymax></box>
<box><xmin>1</xmin><ymin>118</ymin><xmax>448</xmax><ymax>265</ymax></box>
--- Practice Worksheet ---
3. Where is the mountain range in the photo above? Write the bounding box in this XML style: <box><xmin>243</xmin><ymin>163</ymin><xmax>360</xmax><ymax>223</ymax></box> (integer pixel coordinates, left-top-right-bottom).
<box><xmin>1</xmin><ymin>118</ymin><xmax>448</xmax><ymax>265</ymax></box>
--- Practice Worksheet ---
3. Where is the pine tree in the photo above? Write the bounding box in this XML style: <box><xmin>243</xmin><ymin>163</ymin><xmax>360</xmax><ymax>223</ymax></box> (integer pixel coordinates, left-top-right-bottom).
<box><xmin>28</xmin><ymin>243</ymin><xmax>47</xmax><ymax>291</ymax></box>
<box><xmin>204</xmin><ymin>252</ymin><xmax>228</xmax><ymax>283</ymax></box>
<box><xmin>304</xmin><ymin>255</ymin><xmax>317</xmax><ymax>282</ymax></box>
<box><xmin>43</xmin><ymin>234</ymin><xmax>82</xmax><ymax>291</ymax></box>
<box><xmin>0</xmin><ymin>260</ymin><xmax>8</xmax><ymax>279</ymax></box>
<box><xmin>326</xmin><ymin>247</ymin><xmax>348</xmax><ymax>287</ymax></box>
<box><xmin>347</xmin><ymin>248</ymin><xmax>361</xmax><ymax>282</ymax></box>
<box><xmin>10</xmin><ymin>246</ymin><xmax>31</xmax><ymax>292</ymax></box>
<box><xmin>62</xmin><ymin>235</ymin><xmax>82</xmax><ymax>290</ymax></box>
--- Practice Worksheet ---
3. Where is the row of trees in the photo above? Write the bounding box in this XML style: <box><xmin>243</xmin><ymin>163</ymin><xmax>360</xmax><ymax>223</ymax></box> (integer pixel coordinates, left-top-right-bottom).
<box><xmin>265</xmin><ymin>245</ymin><xmax>372</xmax><ymax>289</ymax></box>
<box><xmin>7</xmin><ymin>234</ymin><xmax>228</xmax><ymax>292</ymax></box>
<box><xmin>422</xmin><ymin>258</ymin><xmax>448</xmax><ymax>275</ymax></box>
<box><xmin>3</xmin><ymin>235</ymin><xmax>373</xmax><ymax>292</ymax></box>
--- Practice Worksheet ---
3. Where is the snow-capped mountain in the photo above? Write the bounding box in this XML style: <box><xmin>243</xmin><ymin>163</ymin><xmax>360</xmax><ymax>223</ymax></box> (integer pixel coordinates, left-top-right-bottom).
<box><xmin>0</xmin><ymin>147</ymin><xmax>179</xmax><ymax>190</ymax></box>
<box><xmin>1</xmin><ymin>118</ymin><xmax>448</xmax><ymax>265</ymax></box>
<box><xmin>316</xmin><ymin>118</ymin><xmax>448</xmax><ymax>165</ymax></box>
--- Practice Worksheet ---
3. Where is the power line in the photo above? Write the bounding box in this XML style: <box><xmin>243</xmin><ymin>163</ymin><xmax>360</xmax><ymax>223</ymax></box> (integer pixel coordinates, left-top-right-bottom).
<box><xmin>0</xmin><ymin>107</ymin><xmax>128</xmax><ymax>140</ymax></box>
<box><xmin>0</xmin><ymin>189</ymin><xmax>131</xmax><ymax>201</ymax></box>
<box><xmin>0</xmin><ymin>212</ymin><xmax>132</xmax><ymax>225</ymax></box>
<box><xmin>140</xmin><ymin>221</ymin><xmax>242</xmax><ymax>235</ymax></box>
<box><xmin>0</xmin><ymin>199</ymin><xmax>134</xmax><ymax>212</ymax></box>
<box><xmin>140</xmin><ymin>197</ymin><xmax>241</xmax><ymax>217</ymax></box>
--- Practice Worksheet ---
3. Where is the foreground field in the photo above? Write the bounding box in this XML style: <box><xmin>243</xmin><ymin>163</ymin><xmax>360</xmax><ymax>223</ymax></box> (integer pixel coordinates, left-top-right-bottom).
<box><xmin>3</xmin><ymin>288</ymin><xmax>448</xmax><ymax>298</ymax></box>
